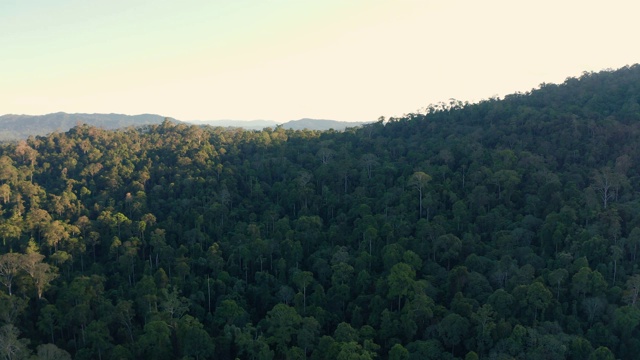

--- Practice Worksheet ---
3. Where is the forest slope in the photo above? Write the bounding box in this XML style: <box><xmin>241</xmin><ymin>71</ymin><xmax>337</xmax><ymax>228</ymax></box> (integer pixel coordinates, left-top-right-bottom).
<box><xmin>0</xmin><ymin>65</ymin><xmax>640</xmax><ymax>359</ymax></box>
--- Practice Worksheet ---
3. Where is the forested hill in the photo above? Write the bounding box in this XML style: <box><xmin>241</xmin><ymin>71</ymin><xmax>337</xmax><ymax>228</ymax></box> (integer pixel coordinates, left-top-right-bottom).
<box><xmin>1</xmin><ymin>65</ymin><xmax>640</xmax><ymax>359</ymax></box>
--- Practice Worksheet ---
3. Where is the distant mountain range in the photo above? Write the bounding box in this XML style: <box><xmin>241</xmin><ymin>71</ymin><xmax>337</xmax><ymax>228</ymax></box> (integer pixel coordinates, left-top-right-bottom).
<box><xmin>0</xmin><ymin>113</ymin><xmax>370</xmax><ymax>141</ymax></box>
<box><xmin>0</xmin><ymin>113</ymin><xmax>175</xmax><ymax>141</ymax></box>
<box><xmin>187</xmin><ymin>119</ymin><xmax>278</xmax><ymax>129</ymax></box>
<box><xmin>280</xmin><ymin>118</ymin><xmax>370</xmax><ymax>131</ymax></box>
<box><xmin>189</xmin><ymin>118</ymin><xmax>371</xmax><ymax>131</ymax></box>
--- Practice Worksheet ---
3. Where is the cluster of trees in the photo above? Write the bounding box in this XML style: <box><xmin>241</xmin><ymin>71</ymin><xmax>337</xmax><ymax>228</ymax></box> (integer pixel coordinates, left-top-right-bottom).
<box><xmin>1</xmin><ymin>65</ymin><xmax>640</xmax><ymax>359</ymax></box>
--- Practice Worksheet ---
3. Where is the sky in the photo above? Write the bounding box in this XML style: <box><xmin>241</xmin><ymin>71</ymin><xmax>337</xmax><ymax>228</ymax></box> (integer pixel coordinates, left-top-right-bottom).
<box><xmin>2</xmin><ymin>0</ymin><xmax>640</xmax><ymax>122</ymax></box>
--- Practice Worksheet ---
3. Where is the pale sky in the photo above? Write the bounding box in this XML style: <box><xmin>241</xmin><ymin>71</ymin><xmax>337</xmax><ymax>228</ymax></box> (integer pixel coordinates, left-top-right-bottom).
<box><xmin>2</xmin><ymin>0</ymin><xmax>639</xmax><ymax>122</ymax></box>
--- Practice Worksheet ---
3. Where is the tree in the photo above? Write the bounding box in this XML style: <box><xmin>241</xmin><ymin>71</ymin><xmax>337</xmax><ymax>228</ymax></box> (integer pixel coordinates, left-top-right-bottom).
<box><xmin>406</xmin><ymin>291</ymin><xmax>434</xmax><ymax>331</ymax></box>
<box><xmin>526</xmin><ymin>282</ymin><xmax>553</xmax><ymax>322</ymax></box>
<box><xmin>43</xmin><ymin>221</ymin><xmax>69</xmax><ymax>252</ymax></box>
<box><xmin>297</xmin><ymin>316</ymin><xmax>320</xmax><ymax>356</ymax></box>
<box><xmin>582</xmin><ymin>297</ymin><xmax>606</xmax><ymax>325</ymax></box>
<box><xmin>588</xmin><ymin>346</ymin><xmax>615</xmax><ymax>360</ymax></box>
<box><xmin>214</xmin><ymin>299</ymin><xmax>247</xmax><ymax>327</ymax></box>
<box><xmin>451</xmin><ymin>200</ymin><xmax>469</xmax><ymax>231</ymax></box>
<box><xmin>612</xmin><ymin>305</ymin><xmax>640</xmax><ymax>340</ymax></box>
<box><xmin>334</xmin><ymin>322</ymin><xmax>359</xmax><ymax>343</ymax></box>
<box><xmin>568</xmin><ymin>337</ymin><xmax>594</xmax><ymax>360</ymax></box>
<box><xmin>472</xmin><ymin>304</ymin><xmax>496</xmax><ymax>353</ymax></box>
<box><xmin>627</xmin><ymin>227</ymin><xmax>640</xmax><ymax>262</ymax></box>
<box><xmin>14</xmin><ymin>140</ymin><xmax>37</xmax><ymax>168</ymax></box>
<box><xmin>233</xmin><ymin>323</ymin><xmax>274</xmax><ymax>360</ymax></box>
<box><xmin>181</xmin><ymin>324</ymin><xmax>214</xmax><ymax>360</ymax></box>
<box><xmin>114</xmin><ymin>300</ymin><xmax>136</xmax><ymax>344</ymax></box>
<box><xmin>389</xmin><ymin>343</ymin><xmax>409</xmax><ymax>360</ymax></box>
<box><xmin>462</xmin><ymin>351</ymin><xmax>478</xmax><ymax>360</ymax></box>
<box><xmin>293</xmin><ymin>270</ymin><xmax>314</xmax><ymax>314</ymax></box>
<box><xmin>571</xmin><ymin>267</ymin><xmax>606</xmax><ymax>299</ymax></box>
<box><xmin>84</xmin><ymin>320</ymin><xmax>112</xmax><ymax>360</ymax></box>
<box><xmin>387</xmin><ymin>262</ymin><xmax>416</xmax><ymax>310</ymax></box>
<box><xmin>406</xmin><ymin>340</ymin><xmax>446</xmax><ymax>360</ymax></box>
<box><xmin>0</xmin><ymin>156</ymin><xmax>18</xmax><ymax>185</ymax></box>
<box><xmin>37</xmin><ymin>305</ymin><xmax>60</xmax><ymax>344</ymax></box>
<box><xmin>591</xmin><ymin>167</ymin><xmax>618</xmax><ymax>209</ymax></box>
<box><xmin>409</xmin><ymin>171</ymin><xmax>431</xmax><ymax>218</ymax></box>
<box><xmin>0</xmin><ymin>220</ymin><xmax>21</xmax><ymax>249</ymax></box>
<box><xmin>623</xmin><ymin>274</ymin><xmax>640</xmax><ymax>306</ymax></box>
<box><xmin>360</xmin><ymin>154</ymin><xmax>379</xmax><ymax>179</ymax></box>
<box><xmin>438</xmin><ymin>313</ymin><xmax>469</xmax><ymax>356</ymax></box>
<box><xmin>335</xmin><ymin>341</ymin><xmax>376</xmax><ymax>360</ymax></box>
<box><xmin>35</xmin><ymin>343</ymin><xmax>72</xmax><ymax>360</ymax></box>
<box><xmin>491</xmin><ymin>169</ymin><xmax>521</xmax><ymax>201</ymax></box>
<box><xmin>160</xmin><ymin>286</ymin><xmax>189</xmax><ymax>326</ymax></box>
<box><xmin>547</xmin><ymin>268</ymin><xmax>569</xmax><ymax>301</ymax></box>
<box><xmin>434</xmin><ymin>234</ymin><xmax>462</xmax><ymax>269</ymax></box>
<box><xmin>0</xmin><ymin>253</ymin><xmax>21</xmax><ymax>296</ymax></box>
<box><xmin>0</xmin><ymin>324</ymin><xmax>30</xmax><ymax>360</ymax></box>
<box><xmin>137</xmin><ymin>321</ymin><xmax>172</xmax><ymax>360</ymax></box>
<box><xmin>264</xmin><ymin>304</ymin><xmax>302</xmax><ymax>355</ymax></box>
<box><xmin>21</xmin><ymin>252</ymin><xmax>58</xmax><ymax>299</ymax></box>
<box><xmin>471</xmin><ymin>303</ymin><xmax>494</xmax><ymax>334</ymax></box>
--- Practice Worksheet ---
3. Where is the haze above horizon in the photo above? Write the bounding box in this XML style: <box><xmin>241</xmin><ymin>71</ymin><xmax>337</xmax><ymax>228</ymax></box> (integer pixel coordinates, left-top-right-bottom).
<box><xmin>2</xmin><ymin>0</ymin><xmax>639</xmax><ymax>122</ymax></box>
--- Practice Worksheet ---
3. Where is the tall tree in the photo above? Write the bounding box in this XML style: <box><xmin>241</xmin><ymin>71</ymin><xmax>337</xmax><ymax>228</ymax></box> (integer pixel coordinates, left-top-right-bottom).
<box><xmin>409</xmin><ymin>172</ymin><xmax>431</xmax><ymax>219</ymax></box>
<box><xmin>0</xmin><ymin>253</ymin><xmax>21</xmax><ymax>296</ymax></box>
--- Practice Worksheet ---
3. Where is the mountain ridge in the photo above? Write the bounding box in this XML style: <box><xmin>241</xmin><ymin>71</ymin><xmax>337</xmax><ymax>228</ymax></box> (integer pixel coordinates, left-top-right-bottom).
<box><xmin>0</xmin><ymin>113</ymin><xmax>371</xmax><ymax>140</ymax></box>
<box><xmin>0</xmin><ymin>112</ymin><xmax>177</xmax><ymax>141</ymax></box>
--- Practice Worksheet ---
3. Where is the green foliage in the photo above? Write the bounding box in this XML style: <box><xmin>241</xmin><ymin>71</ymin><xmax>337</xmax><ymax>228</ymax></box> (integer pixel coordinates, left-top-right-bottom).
<box><xmin>2</xmin><ymin>66</ymin><xmax>640</xmax><ymax>358</ymax></box>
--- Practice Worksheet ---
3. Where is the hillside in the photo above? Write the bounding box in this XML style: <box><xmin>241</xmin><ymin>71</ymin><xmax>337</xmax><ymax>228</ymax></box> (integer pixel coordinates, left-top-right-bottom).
<box><xmin>0</xmin><ymin>65</ymin><xmax>639</xmax><ymax>359</ymax></box>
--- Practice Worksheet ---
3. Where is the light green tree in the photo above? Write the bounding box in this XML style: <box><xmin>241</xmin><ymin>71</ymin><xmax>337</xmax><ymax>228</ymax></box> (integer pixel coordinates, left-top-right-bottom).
<box><xmin>409</xmin><ymin>171</ymin><xmax>431</xmax><ymax>218</ymax></box>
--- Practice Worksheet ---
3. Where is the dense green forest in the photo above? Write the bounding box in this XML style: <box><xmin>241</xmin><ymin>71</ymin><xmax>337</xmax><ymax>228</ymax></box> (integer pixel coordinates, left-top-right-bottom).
<box><xmin>2</xmin><ymin>65</ymin><xmax>640</xmax><ymax>359</ymax></box>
